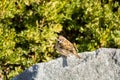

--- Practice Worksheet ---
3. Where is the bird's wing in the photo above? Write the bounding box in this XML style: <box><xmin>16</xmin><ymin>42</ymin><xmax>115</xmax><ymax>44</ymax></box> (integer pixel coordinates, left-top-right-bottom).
<box><xmin>60</xmin><ymin>40</ymin><xmax>74</xmax><ymax>51</ymax></box>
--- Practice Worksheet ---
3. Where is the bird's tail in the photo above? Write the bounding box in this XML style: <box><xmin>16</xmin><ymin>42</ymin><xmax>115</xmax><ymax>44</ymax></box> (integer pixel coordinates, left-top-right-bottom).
<box><xmin>74</xmin><ymin>53</ymin><xmax>81</xmax><ymax>59</ymax></box>
<box><xmin>73</xmin><ymin>50</ymin><xmax>81</xmax><ymax>59</ymax></box>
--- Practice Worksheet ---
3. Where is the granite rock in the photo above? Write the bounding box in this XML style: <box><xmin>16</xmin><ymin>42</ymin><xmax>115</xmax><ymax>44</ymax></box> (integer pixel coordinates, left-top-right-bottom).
<box><xmin>12</xmin><ymin>48</ymin><xmax>120</xmax><ymax>80</ymax></box>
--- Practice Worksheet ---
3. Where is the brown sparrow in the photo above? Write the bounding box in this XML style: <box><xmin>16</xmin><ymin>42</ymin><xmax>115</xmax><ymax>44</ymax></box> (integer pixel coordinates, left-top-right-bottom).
<box><xmin>55</xmin><ymin>35</ymin><xmax>80</xmax><ymax>59</ymax></box>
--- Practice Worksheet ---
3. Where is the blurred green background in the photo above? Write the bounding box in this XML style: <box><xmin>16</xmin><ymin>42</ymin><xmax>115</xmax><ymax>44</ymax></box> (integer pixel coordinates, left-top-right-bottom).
<box><xmin>0</xmin><ymin>0</ymin><xmax>120</xmax><ymax>79</ymax></box>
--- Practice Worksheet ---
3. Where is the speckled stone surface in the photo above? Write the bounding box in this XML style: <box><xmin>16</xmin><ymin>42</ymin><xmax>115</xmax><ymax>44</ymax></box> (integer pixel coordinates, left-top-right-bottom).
<box><xmin>12</xmin><ymin>48</ymin><xmax>120</xmax><ymax>80</ymax></box>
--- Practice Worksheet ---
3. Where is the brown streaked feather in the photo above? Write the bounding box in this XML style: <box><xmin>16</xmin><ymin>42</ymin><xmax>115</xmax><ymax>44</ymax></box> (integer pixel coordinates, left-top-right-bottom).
<box><xmin>56</xmin><ymin>35</ymin><xmax>81</xmax><ymax>59</ymax></box>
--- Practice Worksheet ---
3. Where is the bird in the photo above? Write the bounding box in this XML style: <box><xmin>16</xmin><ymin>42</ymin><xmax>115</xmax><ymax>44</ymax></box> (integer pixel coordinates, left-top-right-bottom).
<box><xmin>55</xmin><ymin>35</ymin><xmax>80</xmax><ymax>59</ymax></box>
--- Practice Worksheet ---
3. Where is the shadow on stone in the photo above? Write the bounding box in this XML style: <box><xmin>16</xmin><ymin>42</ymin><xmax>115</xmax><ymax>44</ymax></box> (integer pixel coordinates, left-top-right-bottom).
<box><xmin>62</xmin><ymin>56</ymin><xmax>68</xmax><ymax>67</ymax></box>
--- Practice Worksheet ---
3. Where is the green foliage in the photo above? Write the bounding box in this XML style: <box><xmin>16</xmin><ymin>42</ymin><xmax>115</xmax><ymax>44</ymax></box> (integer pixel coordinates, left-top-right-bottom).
<box><xmin>0</xmin><ymin>0</ymin><xmax>120</xmax><ymax>79</ymax></box>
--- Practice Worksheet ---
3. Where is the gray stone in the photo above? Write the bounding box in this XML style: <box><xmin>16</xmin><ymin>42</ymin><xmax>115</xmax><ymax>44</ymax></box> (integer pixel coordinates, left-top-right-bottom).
<box><xmin>12</xmin><ymin>48</ymin><xmax>120</xmax><ymax>80</ymax></box>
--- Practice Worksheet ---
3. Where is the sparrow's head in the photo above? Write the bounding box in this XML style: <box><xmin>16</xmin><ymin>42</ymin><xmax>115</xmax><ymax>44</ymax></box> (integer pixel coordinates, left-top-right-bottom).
<box><xmin>57</xmin><ymin>35</ymin><xmax>66</xmax><ymax>43</ymax></box>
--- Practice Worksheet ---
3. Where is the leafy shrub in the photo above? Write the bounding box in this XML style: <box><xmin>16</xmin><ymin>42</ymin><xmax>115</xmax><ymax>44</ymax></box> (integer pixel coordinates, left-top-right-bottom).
<box><xmin>0</xmin><ymin>0</ymin><xmax>120</xmax><ymax>79</ymax></box>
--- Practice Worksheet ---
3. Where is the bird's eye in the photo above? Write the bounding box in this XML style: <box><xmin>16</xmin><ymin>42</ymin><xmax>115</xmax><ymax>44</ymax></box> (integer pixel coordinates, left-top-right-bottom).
<box><xmin>60</xmin><ymin>39</ymin><xmax>65</xmax><ymax>43</ymax></box>
<box><xmin>57</xmin><ymin>39</ymin><xmax>63</xmax><ymax>43</ymax></box>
